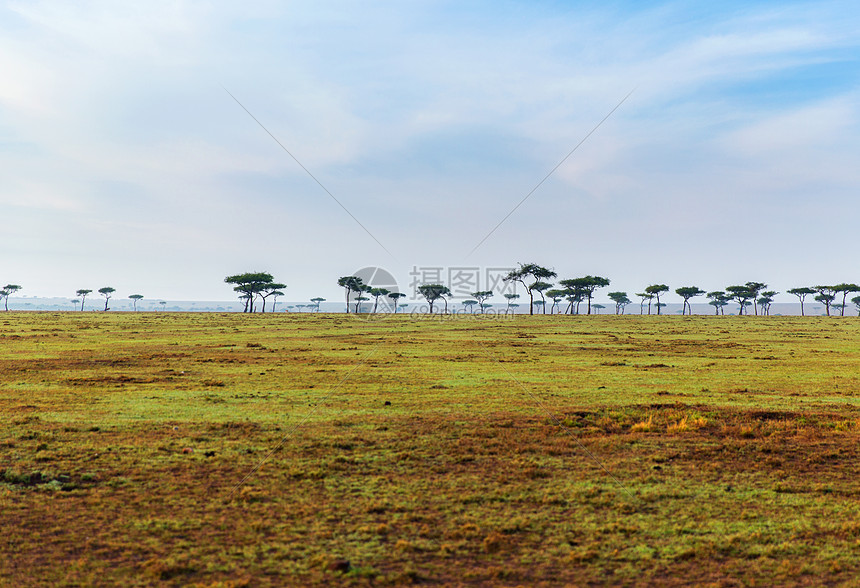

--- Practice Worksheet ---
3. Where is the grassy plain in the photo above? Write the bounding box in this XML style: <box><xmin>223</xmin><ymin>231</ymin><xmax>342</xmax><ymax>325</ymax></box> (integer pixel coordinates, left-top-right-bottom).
<box><xmin>2</xmin><ymin>312</ymin><xmax>860</xmax><ymax>586</ymax></box>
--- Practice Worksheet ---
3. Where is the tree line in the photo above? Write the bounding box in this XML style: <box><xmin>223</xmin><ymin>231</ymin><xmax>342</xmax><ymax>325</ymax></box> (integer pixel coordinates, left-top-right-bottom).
<box><xmin>331</xmin><ymin>264</ymin><xmax>860</xmax><ymax>317</ymax></box>
<box><xmin>3</xmin><ymin>269</ymin><xmax>859</xmax><ymax>316</ymax></box>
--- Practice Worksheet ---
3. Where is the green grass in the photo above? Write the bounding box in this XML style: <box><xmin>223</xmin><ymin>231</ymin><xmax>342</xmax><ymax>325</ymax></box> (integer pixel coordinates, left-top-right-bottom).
<box><xmin>2</xmin><ymin>312</ymin><xmax>860</xmax><ymax>585</ymax></box>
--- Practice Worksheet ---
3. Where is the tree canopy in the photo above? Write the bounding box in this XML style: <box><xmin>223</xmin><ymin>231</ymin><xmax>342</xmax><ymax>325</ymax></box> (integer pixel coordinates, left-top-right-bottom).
<box><xmin>225</xmin><ymin>272</ymin><xmax>285</xmax><ymax>313</ymax></box>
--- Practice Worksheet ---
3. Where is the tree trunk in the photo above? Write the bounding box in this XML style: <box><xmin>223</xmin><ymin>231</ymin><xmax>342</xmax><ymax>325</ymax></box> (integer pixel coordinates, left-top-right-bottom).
<box><xmin>656</xmin><ymin>295</ymin><xmax>661</xmax><ymax>315</ymax></box>
<box><xmin>345</xmin><ymin>290</ymin><xmax>351</xmax><ymax>313</ymax></box>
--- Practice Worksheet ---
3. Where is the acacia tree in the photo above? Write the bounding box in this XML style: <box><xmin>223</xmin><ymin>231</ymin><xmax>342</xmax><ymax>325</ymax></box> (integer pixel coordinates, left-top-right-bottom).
<box><xmin>471</xmin><ymin>291</ymin><xmax>493</xmax><ymax>314</ymax></box>
<box><xmin>545</xmin><ymin>289</ymin><xmax>566</xmax><ymax>314</ymax></box>
<box><xmin>744</xmin><ymin>282</ymin><xmax>767</xmax><ymax>315</ymax></box>
<box><xmin>98</xmin><ymin>287</ymin><xmax>115</xmax><ymax>311</ymax></box>
<box><xmin>758</xmin><ymin>291</ymin><xmax>777</xmax><ymax>316</ymax></box>
<box><xmin>225</xmin><ymin>272</ymin><xmax>281</xmax><ymax>313</ymax></box>
<box><xmin>75</xmin><ymin>289</ymin><xmax>92</xmax><ymax>311</ymax></box>
<box><xmin>503</xmin><ymin>293</ymin><xmax>520</xmax><ymax>313</ymax></box>
<box><xmin>337</xmin><ymin>276</ymin><xmax>364</xmax><ymax>313</ymax></box>
<box><xmin>814</xmin><ymin>285</ymin><xmax>836</xmax><ymax>316</ymax></box>
<box><xmin>310</xmin><ymin>297</ymin><xmax>325</xmax><ymax>313</ymax></box>
<box><xmin>560</xmin><ymin>276</ymin><xmax>610</xmax><ymax>315</ymax></box>
<box><xmin>852</xmin><ymin>296</ymin><xmax>860</xmax><ymax>316</ymax></box>
<box><xmin>531</xmin><ymin>281</ymin><xmax>553</xmax><ymax>314</ymax></box>
<box><xmin>388</xmin><ymin>292</ymin><xmax>406</xmax><ymax>313</ymax></box>
<box><xmin>1</xmin><ymin>284</ymin><xmax>21</xmax><ymax>311</ymax></box>
<box><xmin>560</xmin><ymin>288</ymin><xmax>582</xmax><ymax>314</ymax></box>
<box><xmin>503</xmin><ymin>263</ymin><xmax>557</xmax><ymax>316</ymax></box>
<box><xmin>725</xmin><ymin>285</ymin><xmax>755</xmax><ymax>315</ymax></box>
<box><xmin>272</xmin><ymin>291</ymin><xmax>286</xmax><ymax>312</ymax></box>
<box><xmin>369</xmin><ymin>288</ymin><xmax>390</xmax><ymax>313</ymax></box>
<box><xmin>675</xmin><ymin>286</ymin><xmax>705</xmax><ymax>316</ymax></box>
<box><xmin>354</xmin><ymin>294</ymin><xmax>370</xmax><ymax>313</ymax></box>
<box><xmin>636</xmin><ymin>292</ymin><xmax>653</xmax><ymax>315</ymax></box>
<box><xmin>463</xmin><ymin>300</ymin><xmax>478</xmax><ymax>313</ymax></box>
<box><xmin>707</xmin><ymin>291</ymin><xmax>729</xmax><ymax>316</ymax></box>
<box><xmin>788</xmin><ymin>287</ymin><xmax>815</xmax><ymax>316</ymax></box>
<box><xmin>129</xmin><ymin>294</ymin><xmax>144</xmax><ymax>311</ymax></box>
<box><xmin>834</xmin><ymin>284</ymin><xmax>860</xmax><ymax>317</ymax></box>
<box><xmin>258</xmin><ymin>282</ymin><xmax>287</xmax><ymax>313</ymax></box>
<box><xmin>418</xmin><ymin>284</ymin><xmax>451</xmax><ymax>314</ymax></box>
<box><xmin>608</xmin><ymin>292</ymin><xmax>631</xmax><ymax>315</ymax></box>
<box><xmin>645</xmin><ymin>284</ymin><xmax>669</xmax><ymax>315</ymax></box>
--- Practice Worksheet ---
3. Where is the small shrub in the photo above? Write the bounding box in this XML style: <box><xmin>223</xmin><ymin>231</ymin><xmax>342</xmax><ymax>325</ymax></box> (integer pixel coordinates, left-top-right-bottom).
<box><xmin>631</xmin><ymin>414</ymin><xmax>655</xmax><ymax>433</ymax></box>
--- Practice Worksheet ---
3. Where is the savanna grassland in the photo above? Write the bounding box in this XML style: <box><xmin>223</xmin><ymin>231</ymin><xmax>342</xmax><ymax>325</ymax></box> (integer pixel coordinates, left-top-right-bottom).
<box><xmin>2</xmin><ymin>312</ymin><xmax>860</xmax><ymax>586</ymax></box>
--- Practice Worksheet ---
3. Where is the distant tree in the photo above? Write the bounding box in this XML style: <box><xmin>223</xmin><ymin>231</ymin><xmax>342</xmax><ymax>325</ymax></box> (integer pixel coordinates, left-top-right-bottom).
<box><xmin>833</xmin><ymin>284</ymin><xmax>860</xmax><ymax>317</ymax></box>
<box><xmin>531</xmin><ymin>281</ymin><xmax>553</xmax><ymax>314</ymax></box>
<box><xmin>593</xmin><ymin>304</ymin><xmax>605</xmax><ymax>314</ymax></box>
<box><xmin>463</xmin><ymin>300</ymin><xmax>478</xmax><ymax>313</ymax></box>
<box><xmin>76</xmin><ymin>289</ymin><xmax>92</xmax><ymax>311</ymax></box>
<box><xmin>225</xmin><ymin>272</ymin><xmax>281</xmax><ymax>313</ymax></box>
<box><xmin>337</xmin><ymin>276</ymin><xmax>365</xmax><ymax>314</ymax></box>
<box><xmin>503</xmin><ymin>293</ymin><xmax>520</xmax><ymax>313</ymax></box>
<box><xmin>98</xmin><ymin>287</ymin><xmax>115</xmax><ymax>311</ymax></box>
<box><xmin>533</xmin><ymin>300</ymin><xmax>545</xmax><ymax>313</ymax></box>
<box><xmin>545</xmin><ymin>289</ymin><xmax>566</xmax><ymax>314</ymax></box>
<box><xmin>128</xmin><ymin>294</ymin><xmax>144</xmax><ymax>312</ymax></box>
<box><xmin>560</xmin><ymin>276</ymin><xmax>610</xmax><ymax>315</ymax></box>
<box><xmin>310</xmin><ymin>297</ymin><xmax>325</xmax><ymax>313</ymax></box>
<box><xmin>480</xmin><ymin>302</ymin><xmax>493</xmax><ymax>312</ymax></box>
<box><xmin>1</xmin><ymin>285</ymin><xmax>21</xmax><ymax>311</ymax></box>
<box><xmin>271</xmin><ymin>291</ymin><xmax>285</xmax><ymax>312</ymax></box>
<box><xmin>563</xmin><ymin>285</ymin><xmax>585</xmax><ymax>314</ymax></box>
<box><xmin>368</xmin><ymin>288</ymin><xmax>390</xmax><ymax>313</ymax></box>
<box><xmin>757</xmin><ymin>291</ymin><xmax>777</xmax><ymax>316</ymax></box>
<box><xmin>645</xmin><ymin>284</ymin><xmax>669</xmax><ymax>315</ymax></box>
<box><xmin>675</xmin><ymin>286</ymin><xmax>705</xmax><ymax>316</ymax></box>
<box><xmin>706</xmin><ymin>291</ymin><xmax>729</xmax><ymax>316</ymax></box>
<box><xmin>787</xmin><ymin>287</ymin><xmax>816</xmax><ymax>316</ymax></box>
<box><xmin>388</xmin><ymin>292</ymin><xmax>406</xmax><ymax>313</ymax></box>
<box><xmin>725</xmin><ymin>285</ymin><xmax>755</xmax><ymax>316</ymax></box>
<box><xmin>471</xmin><ymin>290</ymin><xmax>493</xmax><ymax>314</ymax></box>
<box><xmin>814</xmin><ymin>286</ymin><xmax>837</xmax><ymax>316</ymax></box>
<box><xmin>744</xmin><ymin>282</ymin><xmax>767</xmax><ymax>315</ymax></box>
<box><xmin>158</xmin><ymin>301</ymin><xmax>166</xmax><ymax>311</ymax></box>
<box><xmin>258</xmin><ymin>282</ymin><xmax>287</xmax><ymax>313</ymax></box>
<box><xmin>608</xmin><ymin>292</ymin><xmax>631</xmax><ymax>315</ymax></box>
<box><xmin>71</xmin><ymin>299</ymin><xmax>80</xmax><ymax>310</ymax></box>
<box><xmin>286</xmin><ymin>305</ymin><xmax>295</xmax><ymax>312</ymax></box>
<box><xmin>295</xmin><ymin>304</ymin><xmax>306</xmax><ymax>312</ymax></box>
<box><xmin>636</xmin><ymin>292</ymin><xmax>653</xmax><ymax>315</ymax></box>
<box><xmin>418</xmin><ymin>284</ymin><xmax>451</xmax><ymax>314</ymax></box>
<box><xmin>503</xmin><ymin>263</ymin><xmax>557</xmax><ymax>316</ymax></box>
<box><xmin>851</xmin><ymin>296</ymin><xmax>860</xmax><ymax>316</ymax></box>
<box><xmin>354</xmin><ymin>295</ymin><xmax>370</xmax><ymax>313</ymax></box>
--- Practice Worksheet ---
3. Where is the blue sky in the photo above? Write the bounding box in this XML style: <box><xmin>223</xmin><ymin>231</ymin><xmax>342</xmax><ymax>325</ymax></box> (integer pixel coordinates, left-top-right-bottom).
<box><xmin>1</xmin><ymin>0</ymin><xmax>859</xmax><ymax>303</ymax></box>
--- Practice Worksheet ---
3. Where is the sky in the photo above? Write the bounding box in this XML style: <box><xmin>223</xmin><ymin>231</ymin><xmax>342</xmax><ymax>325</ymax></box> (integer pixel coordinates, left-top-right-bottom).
<box><xmin>2</xmin><ymin>0</ymin><xmax>859</xmax><ymax>304</ymax></box>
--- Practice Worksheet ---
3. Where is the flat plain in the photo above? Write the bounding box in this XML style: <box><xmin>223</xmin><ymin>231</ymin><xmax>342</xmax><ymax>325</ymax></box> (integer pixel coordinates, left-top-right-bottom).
<box><xmin>2</xmin><ymin>312</ymin><xmax>860</xmax><ymax>586</ymax></box>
